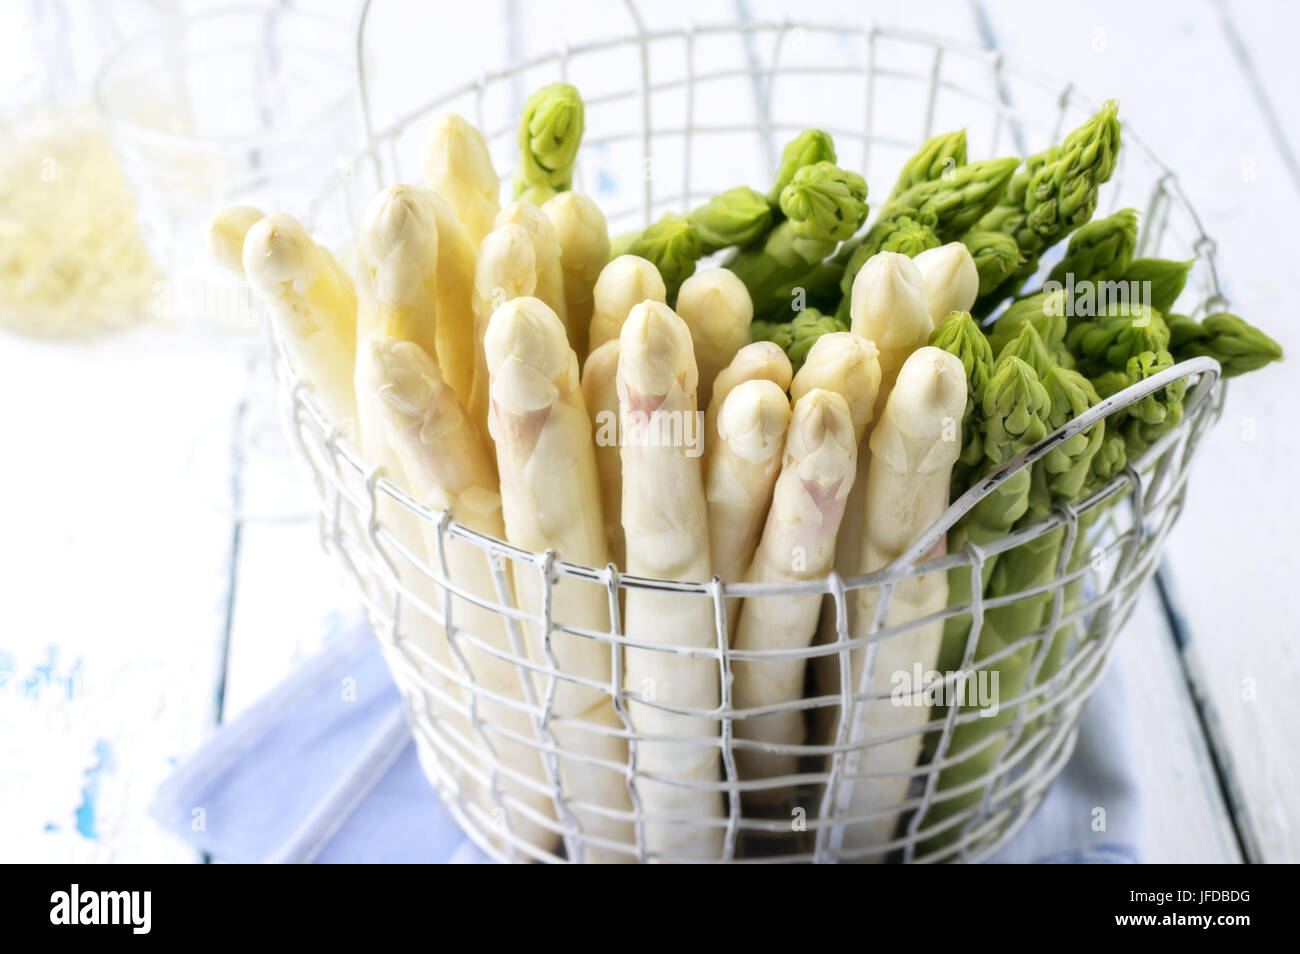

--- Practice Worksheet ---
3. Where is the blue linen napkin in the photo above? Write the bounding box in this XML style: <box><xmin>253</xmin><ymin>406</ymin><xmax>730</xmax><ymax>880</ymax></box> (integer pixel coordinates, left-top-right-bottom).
<box><xmin>150</xmin><ymin>619</ymin><xmax>1140</xmax><ymax>864</ymax></box>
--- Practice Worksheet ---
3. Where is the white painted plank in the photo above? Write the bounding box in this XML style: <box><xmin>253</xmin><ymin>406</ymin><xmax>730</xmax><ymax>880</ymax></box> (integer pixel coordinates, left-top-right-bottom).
<box><xmin>220</xmin><ymin>350</ymin><xmax>362</xmax><ymax>721</ymax></box>
<box><xmin>977</xmin><ymin>0</ymin><xmax>1300</xmax><ymax>862</ymax></box>
<box><xmin>1116</xmin><ymin>584</ymin><xmax>1242</xmax><ymax>863</ymax></box>
<box><xmin>0</xmin><ymin>325</ymin><xmax>243</xmax><ymax>862</ymax></box>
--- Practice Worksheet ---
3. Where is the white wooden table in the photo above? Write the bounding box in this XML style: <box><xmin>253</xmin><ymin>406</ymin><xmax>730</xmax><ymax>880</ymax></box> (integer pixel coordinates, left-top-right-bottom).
<box><xmin>2</xmin><ymin>0</ymin><xmax>1296</xmax><ymax>863</ymax></box>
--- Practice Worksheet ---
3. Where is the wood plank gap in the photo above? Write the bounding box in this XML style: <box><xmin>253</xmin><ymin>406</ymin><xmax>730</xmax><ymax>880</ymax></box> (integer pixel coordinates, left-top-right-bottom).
<box><xmin>213</xmin><ymin>364</ymin><xmax>252</xmax><ymax>730</ymax></box>
<box><xmin>1154</xmin><ymin>562</ymin><xmax>1263</xmax><ymax>863</ymax></box>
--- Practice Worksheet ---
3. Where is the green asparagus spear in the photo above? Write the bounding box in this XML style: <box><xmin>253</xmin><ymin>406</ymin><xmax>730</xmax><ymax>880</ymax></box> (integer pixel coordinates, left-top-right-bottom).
<box><xmin>920</xmin><ymin>363</ymin><xmax>1104</xmax><ymax>856</ymax></box>
<box><xmin>987</xmin><ymin>290</ymin><xmax>1073</xmax><ymax>366</ymax></box>
<box><xmin>930</xmin><ymin>311</ymin><xmax>996</xmax><ymax>492</ymax></box>
<box><xmin>1045</xmin><ymin>208</ymin><xmax>1139</xmax><ymax>286</ymax></box>
<box><xmin>965</xmin><ymin>230</ymin><xmax>1024</xmax><ymax>297</ymax></box>
<box><xmin>887</xmin><ymin>129</ymin><xmax>968</xmax><ymax>202</ymax></box>
<box><xmin>934</xmin><ymin>352</ymin><xmax>1049</xmax><ymax>677</ymax></box>
<box><xmin>1167</xmin><ymin>311</ymin><xmax>1284</xmax><ymax>377</ymax></box>
<box><xmin>767</xmin><ymin>129</ymin><xmax>837</xmax><ymax>207</ymax></box>
<box><xmin>1118</xmin><ymin>257</ymin><xmax>1194</xmax><ymax>313</ymax></box>
<box><xmin>997</xmin><ymin>321</ymin><xmax>1057</xmax><ymax>378</ymax></box>
<box><xmin>617</xmin><ymin>213</ymin><xmax>702</xmax><ymax>301</ymax></box>
<box><xmin>512</xmin><ymin>83</ymin><xmax>585</xmax><ymax>204</ymax></box>
<box><xmin>726</xmin><ymin>161</ymin><xmax>869</xmax><ymax>320</ymax></box>
<box><xmin>1115</xmin><ymin>349</ymin><xmax>1188</xmax><ymax>458</ymax></box>
<box><xmin>1066</xmin><ymin>303</ymin><xmax>1170</xmax><ymax>374</ymax></box>
<box><xmin>690</xmin><ymin>186</ymin><xmax>773</xmax><ymax>253</ymax></box>
<box><xmin>971</xmin><ymin>101</ymin><xmax>1122</xmax><ymax>311</ymax></box>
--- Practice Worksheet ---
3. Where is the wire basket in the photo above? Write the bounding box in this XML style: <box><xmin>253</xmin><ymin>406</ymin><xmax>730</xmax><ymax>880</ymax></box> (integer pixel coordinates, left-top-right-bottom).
<box><xmin>272</xmin><ymin>11</ymin><xmax>1227</xmax><ymax>862</ymax></box>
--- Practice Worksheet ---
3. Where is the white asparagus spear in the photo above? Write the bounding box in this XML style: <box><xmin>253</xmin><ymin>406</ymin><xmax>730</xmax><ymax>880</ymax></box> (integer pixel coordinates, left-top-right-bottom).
<box><xmin>835</xmin><ymin>251</ymin><xmax>934</xmax><ymax>579</ymax></box>
<box><xmin>543</xmin><ymin>191</ymin><xmax>610</xmax><ymax>360</ymax></box>
<box><xmin>837</xmin><ymin>345</ymin><xmax>966</xmax><ymax>860</ymax></box>
<box><xmin>813</xmin><ymin>253</ymin><xmax>934</xmax><ymax>747</ymax></box>
<box><xmin>242</xmin><ymin>212</ymin><xmax>358</xmax><ymax>424</ymax></box>
<box><xmin>912</xmin><ymin>242</ymin><xmax>978</xmax><ymax>326</ymax></box>
<box><xmin>786</xmin><ymin>332</ymin><xmax>880</xmax><ymax>747</ymax></box>
<box><xmin>370</xmin><ymin>337</ymin><xmax>559</xmax><ymax>856</ymax></box>
<box><xmin>470</xmin><ymin>223</ymin><xmax>537</xmax><ymax>439</ymax></box>
<box><xmin>352</xmin><ymin>187</ymin><xmax>498</xmax><ymax>817</ymax></box>
<box><xmin>790</xmin><ymin>332</ymin><xmax>882</xmax><ymax>446</ymax></box>
<box><xmin>703</xmin><ymin>341</ymin><xmax>793</xmax><ymax>449</ymax></box>
<box><xmin>675</xmin><ymin>267</ymin><xmax>754</xmax><ymax>412</ymax></box>
<box><xmin>424</xmin><ymin>192</ymin><xmax>479</xmax><ymax>422</ymax></box>
<box><xmin>208</xmin><ymin>205</ymin><xmax>264</xmax><ymax>275</ymax></box>
<box><xmin>587</xmin><ymin>254</ymin><xmax>666</xmax><ymax>355</ymax></box>
<box><xmin>484</xmin><ymin>296</ymin><xmax>633</xmax><ymax>861</ymax></box>
<box><xmin>580</xmin><ymin>340</ymin><xmax>625</xmax><ymax>570</ymax></box>
<box><xmin>705</xmin><ymin>379</ymin><xmax>790</xmax><ymax>629</ymax></box>
<box><xmin>495</xmin><ymin>201</ymin><xmax>569</xmax><ymax>341</ymax></box>
<box><xmin>355</xmin><ymin>186</ymin><xmax>441</xmax><ymax>431</ymax></box>
<box><xmin>420</xmin><ymin>113</ymin><xmax>500</xmax><ymax>246</ymax></box>
<box><xmin>732</xmin><ymin>388</ymin><xmax>857</xmax><ymax>800</ymax></box>
<box><xmin>618</xmin><ymin>300</ymin><xmax>722</xmax><ymax>860</ymax></box>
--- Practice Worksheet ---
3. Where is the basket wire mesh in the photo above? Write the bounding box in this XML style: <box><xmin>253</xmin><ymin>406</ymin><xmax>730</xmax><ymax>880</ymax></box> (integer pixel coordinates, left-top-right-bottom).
<box><xmin>271</xmin><ymin>8</ymin><xmax>1228</xmax><ymax>862</ymax></box>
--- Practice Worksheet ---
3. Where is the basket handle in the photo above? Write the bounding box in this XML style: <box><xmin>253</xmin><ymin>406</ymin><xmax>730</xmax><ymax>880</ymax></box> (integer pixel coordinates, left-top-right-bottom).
<box><xmin>351</xmin><ymin>0</ymin><xmax>647</xmax><ymax>148</ymax></box>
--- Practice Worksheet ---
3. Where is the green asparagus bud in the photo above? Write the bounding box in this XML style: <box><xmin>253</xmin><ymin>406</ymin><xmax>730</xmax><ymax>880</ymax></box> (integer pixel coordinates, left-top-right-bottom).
<box><xmin>965</xmin><ymin>230</ymin><xmax>1024</xmax><ymax>296</ymax></box>
<box><xmin>887</xmin><ymin>129</ymin><xmax>968</xmax><ymax>201</ymax></box>
<box><xmin>1066</xmin><ymin>304</ymin><xmax>1170</xmax><ymax>371</ymax></box>
<box><xmin>931</xmin><ymin>310</ymin><xmax>996</xmax><ymax>482</ymax></box>
<box><xmin>752</xmin><ymin>308</ymin><xmax>848</xmax><ymax>372</ymax></box>
<box><xmin>512</xmin><ymin>83</ymin><xmax>584</xmax><ymax>203</ymax></box>
<box><xmin>931</xmin><ymin>310</ymin><xmax>995</xmax><ymax>399</ymax></box>
<box><xmin>689</xmin><ymin>186</ymin><xmax>773</xmax><ymax>253</ymax></box>
<box><xmin>997</xmin><ymin>321</ymin><xmax>1056</xmax><ymax>379</ymax></box>
<box><xmin>1087</xmin><ymin>430</ymin><xmax>1128</xmax><ymax>492</ymax></box>
<box><xmin>1091</xmin><ymin>367</ymin><xmax>1134</xmax><ymax>401</ymax></box>
<box><xmin>729</xmin><ymin>161</ymin><xmax>868</xmax><ymax>320</ymax></box>
<box><xmin>988</xmin><ymin>290</ymin><xmax>1071</xmax><ymax>364</ymax></box>
<box><xmin>1040</xmin><ymin>367</ymin><xmax>1105</xmax><ymax>499</ymax></box>
<box><xmin>1046</xmin><ymin>207</ymin><xmax>1139</xmax><ymax>285</ymax></box>
<box><xmin>622</xmin><ymin>213</ymin><xmax>701</xmax><ymax>300</ymax></box>
<box><xmin>1167</xmin><ymin>311</ymin><xmax>1283</xmax><ymax>378</ymax></box>
<box><xmin>767</xmin><ymin>129</ymin><xmax>837</xmax><ymax>206</ymax></box>
<box><xmin>877</xmin><ymin>215</ymin><xmax>942</xmax><ymax>257</ymax></box>
<box><xmin>749</xmin><ymin>319</ymin><xmax>793</xmax><ymax>353</ymax></box>
<box><xmin>1119</xmin><ymin>257</ymin><xmax>1194</xmax><ymax>313</ymax></box>
<box><xmin>982</xmin><ymin>354</ymin><xmax>1051</xmax><ymax>464</ymax></box>
<box><xmin>780</xmin><ymin>161</ymin><xmax>869</xmax><ymax>245</ymax></box>
<box><xmin>1121</xmin><ymin>349</ymin><xmax>1186</xmax><ymax>457</ymax></box>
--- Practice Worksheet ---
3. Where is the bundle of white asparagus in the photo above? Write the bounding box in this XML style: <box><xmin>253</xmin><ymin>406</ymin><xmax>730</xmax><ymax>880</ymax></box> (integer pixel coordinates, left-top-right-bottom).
<box><xmin>218</xmin><ymin>102</ymin><xmax>990</xmax><ymax>864</ymax></box>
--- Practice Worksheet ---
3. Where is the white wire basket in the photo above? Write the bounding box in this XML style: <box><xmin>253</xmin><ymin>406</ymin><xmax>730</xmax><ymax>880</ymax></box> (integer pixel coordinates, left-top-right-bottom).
<box><xmin>272</xmin><ymin>9</ymin><xmax>1227</xmax><ymax>862</ymax></box>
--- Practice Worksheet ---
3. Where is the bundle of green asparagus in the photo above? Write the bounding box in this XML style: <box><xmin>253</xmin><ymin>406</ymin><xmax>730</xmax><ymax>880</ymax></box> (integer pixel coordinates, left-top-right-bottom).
<box><xmin>217</xmin><ymin>80</ymin><xmax>1282</xmax><ymax>863</ymax></box>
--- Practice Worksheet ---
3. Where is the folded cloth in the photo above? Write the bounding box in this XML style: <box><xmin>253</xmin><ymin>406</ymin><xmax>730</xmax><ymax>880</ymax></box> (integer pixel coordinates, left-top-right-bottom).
<box><xmin>150</xmin><ymin>621</ymin><xmax>489</xmax><ymax>864</ymax></box>
<box><xmin>152</xmin><ymin>619</ymin><xmax>1140</xmax><ymax>864</ymax></box>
